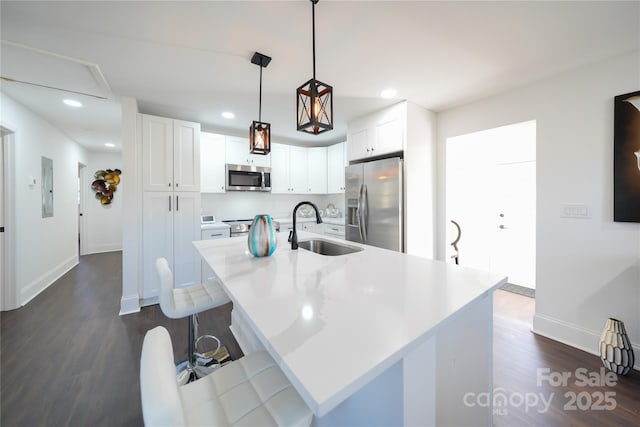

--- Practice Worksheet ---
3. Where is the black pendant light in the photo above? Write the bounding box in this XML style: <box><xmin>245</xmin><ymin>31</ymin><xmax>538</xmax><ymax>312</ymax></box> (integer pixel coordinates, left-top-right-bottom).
<box><xmin>296</xmin><ymin>0</ymin><xmax>333</xmax><ymax>135</ymax></box>
<box><xmin>250</xmin><ymin>52</ymin><xmax>271</xmax><ymax>155</ymax></box>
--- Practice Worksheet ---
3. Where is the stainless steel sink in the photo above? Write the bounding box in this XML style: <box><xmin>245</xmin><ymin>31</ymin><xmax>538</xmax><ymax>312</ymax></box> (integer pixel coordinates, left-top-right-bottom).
<box><xmin>298</xmin><ymin>239</ymin><xmax>363</xmax><ymax>256</ymax></box>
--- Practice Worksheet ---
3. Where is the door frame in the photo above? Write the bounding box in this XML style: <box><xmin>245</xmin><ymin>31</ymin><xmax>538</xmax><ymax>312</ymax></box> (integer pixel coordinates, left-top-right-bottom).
<box><xmin>78</xmin><ymin>163</ymin><xmax>87</xmax><ymax>256</ymax></box>
<box><xmin>1</xmin><ymin>127</ymin><xmax>18</xmax><ymax>310</ymax></box>
<box><xmin>445</xmin><ymin>120</ymin><xmax>536</xmax><ymax>289</ymax></box>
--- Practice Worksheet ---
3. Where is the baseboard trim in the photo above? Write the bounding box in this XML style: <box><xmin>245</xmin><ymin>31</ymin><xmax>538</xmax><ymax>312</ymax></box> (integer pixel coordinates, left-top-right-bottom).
<box><xmin>85</xmin><ymin>243</ymin><xmax>123</xmax><ymax>255</ymax></box>
<box><xmin>21</xmin><ymin>255</ymin><xmax>78</xmax><ymax>306</ymax></box>
<box><xmin>533</xmin><ymin>313</ymin><xmax>640</xmax><ymax>371</ymax></box>
<box><xmin>119</xmin><ymin>294</ymin><xmax>140</xmax><ymax>316</ymax></box>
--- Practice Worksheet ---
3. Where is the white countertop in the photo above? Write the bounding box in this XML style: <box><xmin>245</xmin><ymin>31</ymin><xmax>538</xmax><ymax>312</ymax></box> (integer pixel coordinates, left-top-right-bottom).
<box><xmin>201</xmin><ymin>222</ymin><xmax>231</xmax><ymax>230</ymax></box>
<box><xmin>194</xmin><ymin>233</ymin><xmax>506</xmax><ymax>416</ymax></box>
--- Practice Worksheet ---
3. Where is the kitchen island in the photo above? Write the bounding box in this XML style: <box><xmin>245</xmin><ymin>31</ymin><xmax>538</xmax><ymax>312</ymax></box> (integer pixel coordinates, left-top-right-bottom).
<box><xmin>194</xmin><ymin>233</ymin><xmax>506</xmax><ymax>426</ymax></box>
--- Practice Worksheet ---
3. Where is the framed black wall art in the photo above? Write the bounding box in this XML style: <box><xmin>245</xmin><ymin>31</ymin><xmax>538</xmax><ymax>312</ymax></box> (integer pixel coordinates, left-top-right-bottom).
<box><xmin>613</xmin><ymin>90</ymin><xmax>640</xmax><ymax>222</ymax></box>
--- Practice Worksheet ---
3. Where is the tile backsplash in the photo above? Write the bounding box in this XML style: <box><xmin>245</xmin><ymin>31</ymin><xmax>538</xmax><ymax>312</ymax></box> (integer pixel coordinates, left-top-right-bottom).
<box><xmin>201</xmin><ymin>192</ymin><xmax>344</xmax><ymax>221</ymax></box>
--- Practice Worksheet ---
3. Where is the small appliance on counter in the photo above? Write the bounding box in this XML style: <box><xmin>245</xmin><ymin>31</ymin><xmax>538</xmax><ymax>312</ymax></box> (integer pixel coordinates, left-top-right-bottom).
<box><xmin>223</xmin><ymin>218</ymin><xmax>280</xmax><ymax>238</ymax></box>
<box><xmin>201</xmin><ymin>215</ymin><xmax>231</xmax><ymax>238</ymax></box>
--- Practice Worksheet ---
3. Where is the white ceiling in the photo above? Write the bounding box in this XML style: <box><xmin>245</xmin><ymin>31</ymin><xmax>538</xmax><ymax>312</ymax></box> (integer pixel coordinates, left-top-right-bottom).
<box><xmin>1</xmin><ymin>1</ymin><xmax>638</xmax><ymax>152</ymax></box>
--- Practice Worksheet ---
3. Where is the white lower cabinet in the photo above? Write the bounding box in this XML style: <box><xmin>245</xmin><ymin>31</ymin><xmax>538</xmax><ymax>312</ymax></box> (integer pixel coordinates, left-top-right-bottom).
<box><xmin>301</xmin><ymin>222</ymin><xmax>324</xmax><ymax>233</ymax></box>
<box><xmin>142</xmin><ymin>191</ymin><xmax>201</xmax><ymax>300</ymax></box>
<box><xmin>324</xmin><ymin>224</ymin><xmax>346</xmax><ymax>239</ymax></box>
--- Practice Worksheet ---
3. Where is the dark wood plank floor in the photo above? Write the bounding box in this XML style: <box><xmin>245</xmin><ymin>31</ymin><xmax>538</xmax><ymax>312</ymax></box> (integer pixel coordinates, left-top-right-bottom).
<box><xmin>2</xmin><ymin>252</ymin><xmax>639</xmax><ymax>426</ymax></box>
<box><xmin>1</xmin><ymin>251</ymin><xmax>242</xmax><ymax>426</ymax></box>
<box><xmin>493</xmin><ymin>290</ymin><xmax>640</xmax><ymax>426</ymax></box>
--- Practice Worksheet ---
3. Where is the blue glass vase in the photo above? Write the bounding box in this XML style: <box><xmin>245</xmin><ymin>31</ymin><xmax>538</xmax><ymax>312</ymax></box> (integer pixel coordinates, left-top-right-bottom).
<box><xmin>248</xmin><ymin>214</ymin><xmax>277</xmax><ymax>257</ymax></box>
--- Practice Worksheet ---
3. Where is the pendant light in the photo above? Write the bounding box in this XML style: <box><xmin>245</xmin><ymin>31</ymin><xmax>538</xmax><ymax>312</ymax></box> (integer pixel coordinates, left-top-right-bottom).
<box><xmin>250</xmin><ymin>52</ymin><xmax>271</xmax><ymax>155</ymax></box>
<box><xmin>296</xmin><ymin>0</ymin><xmax>333</xmax><ymax>135</ymax></box>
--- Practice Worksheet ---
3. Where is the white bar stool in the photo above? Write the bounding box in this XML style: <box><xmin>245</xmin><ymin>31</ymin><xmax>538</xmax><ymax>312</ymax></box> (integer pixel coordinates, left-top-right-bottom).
<box><xmin>140</xmin><ymin>326</ymin><xmax>313</xmax><ymax>427</ymax></box>
<box><xmin>155</xmin><ymin>257</ymin><xmax>231</xmax><ymax>384</ymax></box>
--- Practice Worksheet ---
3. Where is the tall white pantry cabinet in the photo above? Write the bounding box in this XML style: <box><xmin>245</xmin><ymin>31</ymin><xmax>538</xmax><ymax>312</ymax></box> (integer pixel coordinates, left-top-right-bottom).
<box><xmin>140</xmin><ymin>114</ymin><xmax>202</xmax><ymax>300</ymax></box>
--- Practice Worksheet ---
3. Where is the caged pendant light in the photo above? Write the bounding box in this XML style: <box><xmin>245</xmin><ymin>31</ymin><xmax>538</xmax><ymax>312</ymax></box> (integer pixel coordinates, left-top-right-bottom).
<box><xmin>250</xmin><ymin>52</ymin><xmax>272</xmax><ymax>155</ymax></box>
<box><xmin>296</xmin><ymin>0</ymin><xmax>333</xmax><ymax>135</ymax></box>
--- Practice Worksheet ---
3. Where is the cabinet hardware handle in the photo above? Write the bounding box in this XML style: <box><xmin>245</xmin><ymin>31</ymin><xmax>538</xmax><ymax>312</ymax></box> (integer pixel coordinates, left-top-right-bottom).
<box><xmin>176</xmin><ymin>195</ymin><xmax>179</xmax><ymax>211</ymax></box>
<box><xmin>211</xmin><ymin>233</ymin><xmax>222</xmax><ymax>237</ymax></box>
<box><xmin>168</xmin><ymin>183</ymin><xmax>171</xmax><ymax>187</ymax></box>
<box><xmin>169</xmin><ymin>195</ymin><xmax>171</xmax><ymax>211</ymax></box>
<box><xmin>176</xmin><ymin>183</ymin><xmax>179</xmax><ymax>187</ymax></box>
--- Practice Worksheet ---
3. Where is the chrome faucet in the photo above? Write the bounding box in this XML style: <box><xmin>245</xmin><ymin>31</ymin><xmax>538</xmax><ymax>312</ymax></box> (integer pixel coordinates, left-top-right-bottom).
<box><xmin>289</xmin><ymin>201</ymin><xmax>323</xmax><ymax>250</ymax></box>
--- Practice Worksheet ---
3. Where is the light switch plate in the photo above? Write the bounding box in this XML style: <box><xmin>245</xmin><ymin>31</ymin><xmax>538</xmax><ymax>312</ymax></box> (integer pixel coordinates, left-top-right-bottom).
<box><xmin>561</xmin><ymin>204</ymin><xmax>591</xmax><ymax>219</ymax></box>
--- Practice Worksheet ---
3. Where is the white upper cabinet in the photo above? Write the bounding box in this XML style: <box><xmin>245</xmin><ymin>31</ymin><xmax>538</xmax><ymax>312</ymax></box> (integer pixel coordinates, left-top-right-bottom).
<box><xmin>289</xmin><ymin>146</ymin><xmax>308</xmax><ymax>194</ymax></box>
<box><xmin>142</xmin><ymin>114</ymin><xmax>200</xmax><ymax>192</ymax></box>
<box><xmin>307</xmin><ymin>147</ymin><xmax>327</xmax><ymax>194</ymax></box>
<box><xmin>270</xmin><ymin>143</ymin><xmax>313</xmax><ymax>194</ymax></box>
<box><xmin>200</xmin><ymin>132</ymin><xmax>226</xmax><ymax>193</ymax></box>
<box><xmin>347</xmin><ymin>102</ymin><xmax>406</xmax><ymax>161</ymax></box>
<box><xmin>327</xmin><ymin>142</ymin><xmax>346</xmax><ymax>193</ymax></box>
<box><xmin>226</xmin><ymin>136</ymin><xmax>271</xmax><ymax>167</ymax></box>
<box><xmin>270</xmin><ymin>143</ymin><xmax>291</xmax><ymax>193</ymax></box>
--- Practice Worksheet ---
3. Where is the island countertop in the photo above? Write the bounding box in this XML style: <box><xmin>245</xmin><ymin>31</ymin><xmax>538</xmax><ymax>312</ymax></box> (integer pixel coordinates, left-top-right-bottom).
<box><xmin>194</xmin><ymin>233</ymin><xmax>506</xmax><ymax>418</ymax></box>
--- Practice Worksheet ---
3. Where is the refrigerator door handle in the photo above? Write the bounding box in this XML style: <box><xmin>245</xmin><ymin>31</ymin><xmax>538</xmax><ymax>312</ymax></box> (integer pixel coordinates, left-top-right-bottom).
<box><xmin>359</xmin><ymin>184</ymin><xmax>368</xmax><ymax>242</ymax></box>
<box><xmin>357</xmin><ymin>184</ymin><xmax>364</xmax><ymax>241</ymax></box>
<box><xmin>362</xmin><ymin>184</ymin><xmax>369</xmax><ymax>242</ymax></box>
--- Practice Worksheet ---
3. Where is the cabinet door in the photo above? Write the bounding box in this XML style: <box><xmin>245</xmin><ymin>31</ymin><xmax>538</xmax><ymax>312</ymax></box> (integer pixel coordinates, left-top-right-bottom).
<box><xmin>201</xmin><ymin>132</ymin><xmax>226</xmax><ymax>193</ymax></box>
<box><xmin>373</xmin><ymin>102</ymin><xmax>405</xmax><ymax>156</ymax></box>
<box><xmin>226</xmin><ymin>136</ymin><xmax>271</xmax><ymax>167</ymax></box>
<box><xmin>327</xmin><ymin>142</ymin><xmax>345</xmax><ymax>193</ymax></box>
<box><xmin>348</xmin><ymin>128</ymin><xmax>369</xmax><ymax>161</ymax></box>
<box><xmin>270</xmin><ymin>143</ymin><xmax>290</xmax><ymax>193</ymax></box>
<box><xmin>307</xmin><ymin>147</ymin><xmax>327</xmax><ymax>194</ymax></box>
<box><xmin>142</xmin><ymin>114</ymin><xmax>174</xmax><ymax>191</ymax></box>
<box><xmin>173</xmin><ymin>120</ymin><xmax>200</xmax><ymax>192</ymax></box>
<box><xmin>303</xmin><ymin>222</ymin><xmax>325</xmax><ymax>234</ymax></box>
<box><xmin>142</xmin><ymin>192</ymin><xmax>174</xmax><ymax>298</ymax></box>
<box><xmin>289</xmin><ymin>146</ymin><xmax>308</xmax><ymax>193</ymax></box>
<box><xmin>374</xmin><ymin>117</ymin><xmax>403</xmax><ymax>156</ymax></box>
<box><xmin>173</xmin><ymin>192</ymin><xmax>202</xmax><ymax>288</ymax></box>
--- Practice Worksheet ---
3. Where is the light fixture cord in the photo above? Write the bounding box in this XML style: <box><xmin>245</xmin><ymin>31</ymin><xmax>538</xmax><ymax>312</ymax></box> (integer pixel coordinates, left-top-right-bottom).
<box><xmin>258</xmin><ymin>63</ymin><xmax>263</xmax><ymax>121</ymax></box>
<box><xmin>312</xmin><ymin>0</ymin><xmax>316</xmax><ymax>81</ymax></box>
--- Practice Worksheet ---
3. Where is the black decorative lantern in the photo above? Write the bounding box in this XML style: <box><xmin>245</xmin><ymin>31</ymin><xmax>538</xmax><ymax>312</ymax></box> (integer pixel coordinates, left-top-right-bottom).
<box><xmin>297</xmin><ymin>0</ymin><xmax>333</xmax><ymax>135</ymax></box>
<box><xmin>250</xmin><ymin>52</ymin><xmax>271</xmax><ymax>155</ymax></box>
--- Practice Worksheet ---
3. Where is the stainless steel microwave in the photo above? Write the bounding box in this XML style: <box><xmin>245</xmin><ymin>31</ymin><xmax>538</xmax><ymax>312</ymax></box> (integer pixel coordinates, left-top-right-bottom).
<box><xmin>225</xmin><ymin>164</ymin><xmax>271</xmax><ymax>192</ymax></box>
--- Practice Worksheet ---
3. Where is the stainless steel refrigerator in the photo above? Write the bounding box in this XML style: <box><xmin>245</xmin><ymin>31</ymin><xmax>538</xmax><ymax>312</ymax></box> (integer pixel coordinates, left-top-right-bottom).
<box><xmin>345</xmin><ymin>157</ymin><xmax>403</xmax><ymax>252</ymax></box>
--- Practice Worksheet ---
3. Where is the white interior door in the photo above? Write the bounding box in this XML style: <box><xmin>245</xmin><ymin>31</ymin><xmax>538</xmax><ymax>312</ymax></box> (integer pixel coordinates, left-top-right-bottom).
<box><xmin>0</xmin><ymin>130</ymin><xmax>18</xmax><ymax>310</ymax></box>
<box><xmin>0</xmin><ymin>134</ymin><xmax>5</xmax><ymax>309</ymax></box>
<box><xmin>489</xmin><ymin>161</ymin><xmax>536</xmax><ymax>288</ymax></box>
<box><xmin>78</xmin><ymin>163</ymin><xmax>86</xmax><ymax>256</ymax></box>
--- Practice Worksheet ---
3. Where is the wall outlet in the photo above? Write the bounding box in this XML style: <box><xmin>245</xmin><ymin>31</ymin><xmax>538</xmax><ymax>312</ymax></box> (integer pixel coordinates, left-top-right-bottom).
<box><xmin>561</xmin><ymin>204</ymin><xmax>591</xmax><ymax>219</ymax></box>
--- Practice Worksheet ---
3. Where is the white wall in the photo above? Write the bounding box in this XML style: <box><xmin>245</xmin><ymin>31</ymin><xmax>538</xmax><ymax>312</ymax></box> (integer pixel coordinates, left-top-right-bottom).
<box><xmin>405</xmin><ymin>102</ymin><xmax>437</xmax><ymax>259</ymax></box>
<box><xmin>436</xmin><ymin>51</ymin><xmax>640</xmax><ymax>365</ymax></box>
<box><xmin>120</xmin><ymin>96</ymin><xmax>141</xmax><ymax>315</ymax></box>
<box><xmin>1</xmin><ymin>92</ymin><xmax>88</xmax><ymax>305</ymax></box>
<box><xmin>83</xmin><ymin>151</ymin><xmax>123</xmax><ymax>254</ymax></box>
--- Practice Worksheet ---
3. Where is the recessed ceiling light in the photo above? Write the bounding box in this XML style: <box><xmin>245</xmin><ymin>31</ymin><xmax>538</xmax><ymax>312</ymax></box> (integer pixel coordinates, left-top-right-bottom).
<box><xmin>104</xmin><ymin>143</ymin><xmax>115</xmax><ymax>148</ymax></box>
<box><xmin>380</xmin><ymin>88</ymin><xmax>397</xmax><ymax>99</ymax></box>
<box><xmin>222</xmin><ymin>111</ymin><xmax>235</xmax><ymax>119</ymax></box>
<box><xmin>63</xmin><ymin>99</ymin><xmax>83</xmax><ymax>107</ymax></box>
